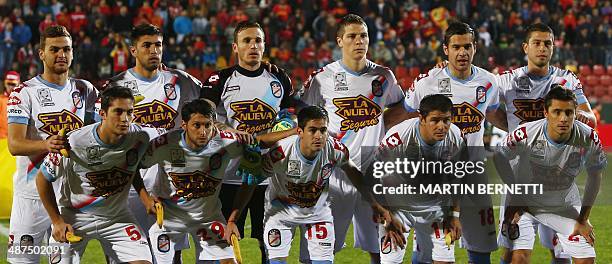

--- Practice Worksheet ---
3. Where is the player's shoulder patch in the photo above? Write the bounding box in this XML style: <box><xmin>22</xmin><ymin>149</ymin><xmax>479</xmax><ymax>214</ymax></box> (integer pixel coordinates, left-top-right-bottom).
<box><xmin>12</xmin><ymin>82</ymin><xmax>27</xmax><ymax>94</ymax></box>
<box><xmin>204</xmin><ymin>67</ymin><xmax>235</xmax><ymax>87</ymax></box>
<box><xmin>303</xmin><ymin>67</ymin><xmax>325</xmax><ymax>90</ymax></box>
<box><xmin>48</xmin><ymin>152</ymin><xmax>62</xmax><ymax>166</ymax></box>
<box><xmin>383</xmin><ymin>131</ymin><xmax>403</xmax><ymax>149</ymax></box>
<box><xmin>219</xmin><ymin>130</ymin><xmax>235</xmax><ymax>139</ymax></box>
<box><xmin>269</xmin><ymin>145</ymin><xmax>286</xmax><ymax>163</ymax></box>
<box><xmin>589</xmin><ymin>129</ymin><xmax>601</xmax><ymax>147</ymax></box>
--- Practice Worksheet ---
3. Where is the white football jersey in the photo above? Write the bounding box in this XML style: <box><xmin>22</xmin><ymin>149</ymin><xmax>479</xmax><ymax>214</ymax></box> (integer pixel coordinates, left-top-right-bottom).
<box><xmin>376</xmin><ymin>118</ymin><xmax>465</xmax><ymax>213</ymax></box>
<box><xmin>497</xmin><ymin>66</ymin><xmax>588</xmax><ymax>131</ymax></box>
<box><xmin>301</xmin><ymin>60</ymin><xmax>404</xmax><ymax>171</ymax></box>
<box><xmin>498</xmin><ymin>119</ymin><xmax>607</xmax><ymax>211</ymax></box>
<box><xmin>201</xmin><ymin>65</ymin><xmax>296</xmax><ymax>184</ymax></box>
<box><xmin>40</xmin><ymin>123</ymin><xmax>160</xmax><ymax>217</ymax></box>
<box><xmin>404</xmin><ymin>66</ymin><xmax>500</xmax><ymax>147</ymax></box>
<box><xmin>7</xmin><ymin>76</ymin><xmax>98</xmax><ymax>199</ymax></box>
<box><xmin>262</xmin><ymin>135</ymin><xmax>349</xmax><ymax>223</ymax></box>
<box><xmin>140</xmin><ymin>129</ymin><xmax>243</xmax><ymax>221</ymax></box>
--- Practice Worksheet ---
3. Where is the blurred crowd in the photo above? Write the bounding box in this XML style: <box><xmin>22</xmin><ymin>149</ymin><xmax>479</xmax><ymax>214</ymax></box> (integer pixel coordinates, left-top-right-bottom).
<box><xmin>0</xmin><ymin>0</ymin><xmax>610</xmax><ymax>86</ymax></box>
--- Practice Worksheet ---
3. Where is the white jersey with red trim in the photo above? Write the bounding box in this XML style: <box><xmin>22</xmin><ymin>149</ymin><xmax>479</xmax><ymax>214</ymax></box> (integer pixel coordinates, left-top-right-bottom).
<box><xmin>262</xmin><ymin>135</ymin><xmax>349</xmax><ymax>224</ymax></box>
<box><xmin>404</xmin><ymin>66</ymin><xmax>500</xmax><ymax>147</ymax></box>
<box><xmin>498</xmin><ymin>119</ymin><xmax>607</xmax><ymax>212</ymax></box>
<box><xmin>103</xmin><ymin>68</ymin><xmax>202</xmax><ymax>129</ymax></box>
<box><xmin>376</xmin><ymin>118</ymin><xmax>465</xmax><ymax>214</ymax></box>
<box><xmin>140</xmin><ymin>130</ymin><xmax>243</xmax><ymax>220</ymax></box>
<box><xmin>7</xmin><ymin>76</ymin><xmax>98</xmax><ymax>199</ymax></box>
<box><xmin>497</xmin><ymin>66</ymin><xmax>588</xmax><ymax>131</ymax></box>
<box><xmin>301</xmin><ymin>60</ymin><xmax>404</xmax><ymax>170</ymax></box>
<box><xmin>39</xmin><ymin>123</ymin><xmax>160</xmax><ymax>217</ymax></box>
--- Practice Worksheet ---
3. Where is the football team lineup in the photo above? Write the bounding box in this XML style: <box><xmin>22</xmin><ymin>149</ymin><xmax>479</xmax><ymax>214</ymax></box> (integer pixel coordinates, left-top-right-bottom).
<box><xmin>1</xmin><ymin>13</ymin><xmax>609</xmax><ymax>264</ymax></box>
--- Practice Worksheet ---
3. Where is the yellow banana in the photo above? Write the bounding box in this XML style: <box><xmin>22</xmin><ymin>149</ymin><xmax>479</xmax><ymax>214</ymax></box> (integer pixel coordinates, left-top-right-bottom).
<box><xmin>58</xmin><ymin>128</ymin><xmax>69</xmax><ymax>158</ymax></box>
<box><xmin>134</xmin><ymin>95</ymin><xmax>145</xmax><ymax>104</ymax></box>
<box><xmin>231</xmin><ymin>234</ymin><xmax>242</xmax><ymax>264</ymax></box>
<box><xmin>66</xmin><ymin>232</ymin><xmax>82</xmax><ymax>243</ymax></box>
<box><xmin>155</xmin><ymin>202</ymin><xmax>163</xmax><ymax>228</ymax></box>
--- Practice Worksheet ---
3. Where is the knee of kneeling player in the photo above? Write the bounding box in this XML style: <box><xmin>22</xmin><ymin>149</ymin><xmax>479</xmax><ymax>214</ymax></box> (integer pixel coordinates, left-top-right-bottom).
<box><xmin>310</xmin><ymin>261</ymin><xmax>332</xmax><ymax>264</ymax></box>
<box><xmin>468</xmin><ymin>251</ymin><xmax>491</xmax><ymax>264</ymax></box>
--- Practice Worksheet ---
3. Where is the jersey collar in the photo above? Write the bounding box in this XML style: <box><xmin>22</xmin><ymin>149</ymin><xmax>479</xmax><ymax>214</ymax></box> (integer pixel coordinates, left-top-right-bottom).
<box><xmin>444</xmin><ymin>66</ymin><xmax>477</xmax><ymax>84</ymax></box>
<box><xmin>128</xmin><ymin>68</ymin><xmax>160</xmax><ymax>82</ymax></box>
<box><xmin>236</xmin><ymin>65</ymin><xmax>264</xmax><ymax>77</ymax></box>
<box><xmin>296</xmin><ymin>137</ymin><xmax>321</xmax><ymax>165</ymax></box>
<box><xmin>36</xmin><ymin>75</ymin><xmax>70</xmax><ymax>90</ymax></box>
<box><xmin>338</xmin><ymin>59</ymin><xmax>372</xmax><ymax>76</ymax></box>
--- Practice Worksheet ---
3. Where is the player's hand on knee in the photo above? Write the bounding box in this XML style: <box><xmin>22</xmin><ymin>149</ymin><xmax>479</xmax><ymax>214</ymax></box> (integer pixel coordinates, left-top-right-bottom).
<box><xmin>572</xmin><ymin>218</ymin><xmax>595</xmax><ymax>246</ymax></box>
<box><xmin>503</xmin><ymin>205</ymin><xmax>526</xmax><ymax>225</ymax></box>
<box><xmin>223</xmin><ymin>221</ymin><xmax>241</xmax><ymax>244</ymax></box>
<box><xmin>382</xmin><ymin>214</ymin><xmax>407</xmax><ymax>250</ymax></box>
<box><xmin>52</xmin><ymin>220</ymin><xmax>74</xmax><ymax>243</ymax></box>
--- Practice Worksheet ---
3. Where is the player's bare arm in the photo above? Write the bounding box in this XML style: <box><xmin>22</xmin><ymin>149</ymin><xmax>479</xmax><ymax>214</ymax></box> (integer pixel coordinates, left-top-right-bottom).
<box><xmin>573</xmin><ymin>169</ymin><xmax>603</xmax><ymax>246</ymax></box>
<box><xmin>36</xmin><ymin>169</ymin><xmax>73</xmax><ymax>242</ymax></box>
<box><xmin>132</xmin><ymin>171</ymin><xmax>157</xmax><ymax>215</ymax></box>
<box><xmin>223</xmin><ymin>184</ymin><xmax>256</xmax><ymax>244</ymax></box>
<box><xmin>8</xmin><ymin>123</ymin><xmax>67</xmax><ymax>155</ymax></box>
<box><xmin>486</xmin><ymin>108</ymin><xmax>509</xmax><ymax>132</ymax></box>
<box><xmin>341</xmin><ymin>160</ymin><xmax>407</xmax><ymax>249</ymax></box>
<box><xmin>383</xmin><ymin>103</ymin><xmax>417</xmax><ymax>130</ymax></box>
<box><xmin>576</xmin><ymin>102</ymin><xmax>597</xmax><ymax>128</ymax></box>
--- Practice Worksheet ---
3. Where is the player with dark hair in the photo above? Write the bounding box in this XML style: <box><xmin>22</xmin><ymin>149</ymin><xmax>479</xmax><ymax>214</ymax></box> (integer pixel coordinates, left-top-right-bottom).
<box><xmin>494</xmin><ymin>86</ymin><xmax>606</xmax><ymax>264</ymax></box>
<box><xmin>7</xmin><ymin>25</ymin><xmax>98</xmax><ymax>263</ymax></box>
<box><xmin>36</xmin><ymin>86</ymin><xmax>161</xmax><ymax>264</ymax></box>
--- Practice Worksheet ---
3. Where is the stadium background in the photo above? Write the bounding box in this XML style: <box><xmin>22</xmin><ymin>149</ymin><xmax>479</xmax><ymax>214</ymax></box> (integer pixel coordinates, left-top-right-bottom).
<box><xmin>0</xmin><ymin>0</ymin><xmax>610</xmax><ymax>262</ymax></box>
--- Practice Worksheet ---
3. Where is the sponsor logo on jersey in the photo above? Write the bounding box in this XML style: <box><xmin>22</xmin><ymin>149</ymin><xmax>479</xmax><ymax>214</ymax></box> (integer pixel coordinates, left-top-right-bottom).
<box><xmin>270</xmin><ymin>146</ymin><xmax>285</xmax><ymax>162</ymax></box>
<box><xmin>86</xmin><ymin>146</ymin><xmax>101</xmax><ymax>162</ymax></box>
<box><xmin>7</xmin><ymin>95</ymin><xmax>21</xmax><ymax>106</ymax></box>
<box><xmin>157</xmin><ymin>234</ymin><xmax>170</xmax><ymax>252</ymax></box>
<box><xmin>164</xmin><ymin>83</ymin><xmax>177</xmax><ymax>100</ymax></box>
<box><xmin>512</xmin><ymin>127</ymin><xmax>528</xmax><ymax>143</ymax></box>
<box><xmin>85</xmin><ymin>167</ymin><xmax>133</xmax><ymax>197</ymax></box>
<box><xmin>7</xmin><ymin>109</ymin><xmax>22</xmax><ymax>114</ymax></box>
<box><xmin>38</xmin><ymin>109</ymin><xmax>84</xmax><ymax>135</ymax></box>
<box><xmin>230</xmin><ymin>98</ymin><xmax>276</xmax><ymax>133</ymax></box>
<box><xmin>270</xmin><ymin>81</ymin><xmax>282</xmax><ymax>98</ymax></box>
<box><xmin>451</xmin><ymin>102</ymin><xmax>484</xmax><ymax>134</ymax></box>
<box><xmin>516</xmin><ymin>76</ymin><xmax>531</xmax><ymax>94</ymax></box>
<box><xmin>476</xmin><ymin>86</ymin><xmax>486</xmax><ymax>103</ymax></box>
<box><xmin>372</xmin><ymin>75</ymin><xmax>386</xmax><ymax>97</ymax></box>
<box><xmin>384</xmin><ymin>132</ymin><xmax>403</xmax><ymax>149</ymax></box>
<box><xmin>72</xmin><ymin>91</ymin><xmax>83</xmax><ymax>109</ymax></box>
<box><xmin>438</xmin><ymin>78</ymin><xmax>451</xmax><ymax>94</ymax></box>
<box><xmin>226</xmin><ymin>85</ymin><xmax>240</xmax><ymax>92</ymax></box>
<box><xmin>334</xmin><ymin>72</ymin><xmax>348</xmax><ymax>91</ymax></box>
<box><xmin>37</xmin><ymin>88</ymin><xmax>54</xmax><ymax>106</ymax></box>
<box><xmin>169</xmin><ymin>170</ymin><xmax>222</xmax><ymax>200</ymax></box>
<box><xmin>333</xmin><ymin>95</ymin><xmax>382</xmax><ymax>132</ymax></box>
<box><xmin>133</xmin><ymin>99</ymin><xmax>178</xmax><ymax>129</ymax></box>
<box><xmin>590</xmin><ymin>129</ymin><xmax>601</xmax><ymax>146</ymax></box>
<box><xmin>268</xmin><ymin>229</ymin><xmax>281</xmax><ymax>247</ymax></box>
<box><xmin>513</xmin><ymin>98</ymin><xmax>545</xmax><ymax>124</ymax></box>
<box><xmin>171</xmin><ymin>149</ymin><xmax>185</xmax><ymax>166</ymax></box>
<box><xmin>287</xmin><ymin>160</ymin><xmax>301</xmax><ymax>176</ymax></box>
<box><xmin>124</xmin><ymin>80</ymin><xmax>140</xmax><ymax>95</ymax></box>
<box><xmin>219</xmin><ymin>131</ymin><xmax>234</xmax><ymax>139</ymax></box>
<box><xmin>286</xmin><ymin>180</ymin><xmax>325</xmax><ymax>208</ymax></box>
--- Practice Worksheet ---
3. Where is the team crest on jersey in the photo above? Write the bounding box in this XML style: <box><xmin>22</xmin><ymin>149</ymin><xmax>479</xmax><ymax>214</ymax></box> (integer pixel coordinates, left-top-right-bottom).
<box><xmin>286</xmin><ymin>181</ymin><xmax>324</xmax><ymax>207</ymax></box>
<box><xmin>230</xmin><ymin>98</ymin><xmax>276</xmax><ymax>133</ymax></box>
<box><xmin>270</xmin><ymin>81</ymin><xmax>282</xmax><ymax>98</ymax></box>
<box><xmin>133</xmin><ymin>99</ymin><xmax>178</xmax><ymax>129</ymax></box>
<box><xmin>71</xmin><ymin>91</ymin><xmax>83</xmax><ymax>109</ymax></box>
<box><xmin>380</xmin><ymin>237</ymin><xmax>392</xmax><ymax>254</ymax></box>
<box><xmin>37</xmin><ymin>88</ymin><xmax>54</xmax><ymax>106</ymax></box>
<box><xmin>451</xmin><ymin>102</ymin><xmax>484</xmax><ymax>134</ymax></box>
<box><xmin>210</xmin><ymin>153</ymin><xmax>222</xmax><ymax>170</ymax></box>
<box><xmin>169</xmin><ymin>171</ymin><xmax>222</xmax><ymax>200</ymax></box>
<box><xmin>516</xmin><ymin>76</ymin><xmax>531</xmax><ymax>94</ymax></box>
<box><xmin>157</xmin><ymin>234</ymin><xmax>170</xmax><ymax>252</ymax></box>
<box><xmin>38</xmin><ymin>109</ymin><xmax>84</xmax><ymax>135</ymax></box>
<box><xmin>171</xmin><ymin>149</ymin><xmax>185</xmax><ymax>166</ymax></box>
<box><xmin>476</xmin><ymin>86</ymin><xmax>486</xmax><ymax>103</ymax></box>
<box><xmin>287</xmin><ymin>160</ymin><xmax>301</xmax><ymax>176</ymax></box>
<box><xmin>513</xmin><ymin>98</ymin><xmax>545</xmax><ymax>124</ymax></box>
<box><xmin>85</xmin><ymin>167</ymin><xmax>132</xmax><ymax>197</ymax></box>
<box><xmin>333</xmin><ymin>95</ymin><xmax>382</xmax><ymax>132</ymax></box>
<box><xmin>372</xmin><ymin>80</ymin><xmax>383</xmax><ymax>97</ymax></box>
<box><xmin>334</xmin><ymin>72</ymin><xmax>349</xmax><ymax>91</ymax></box>
<box><xmin>164</xmin><ymin>83</ymin><xmax>177</xmax><ymax>100</ymax></box>
<box><xmin>317</xmin><ymin>163</ymin><xmax>333</xmax><ymax>186</ymax></box>
<box><xmin>268</xmin><ymin>229</ymin><xmax>281</xmax><ymax>247</ymax></box>
<box><xmin>438</xmin><ymin>78</ymin><xmax>451</xmax><ymax>94</ymax></box>
<box><xmin>124</xmin><ymin>80</ymin><xmax>140</xmax><ymax>95</ymax></box>
<box><xmin>532</xmin><ymin>140</ymin><xmax>546</xmax><ymax>158</ymax></box>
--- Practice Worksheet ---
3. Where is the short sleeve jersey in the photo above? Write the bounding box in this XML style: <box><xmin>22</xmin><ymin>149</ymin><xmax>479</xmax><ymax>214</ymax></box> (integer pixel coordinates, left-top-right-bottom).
<box><xmin>140</xmin><ymin>129</ymin><xmax>243</xmax><ymax>221</ymax></box>
<box><xmin>40</xmin><ymin>123</ymin><xmax>159</xmax><ymax>217</ymax></box>
<box><xmin>301</xmin><ymin>60</ymin><xmax>404</xmax><ymax>171</ymax></box>
<box><xmin>8</xmin><ymin>76</ymin><xmax>97</xmax><ymax>198</ymax></box>
<box><xmin>262</xmin><ymin>135</ymin><xmax>349</xmax><ymax>223</ymax></box>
